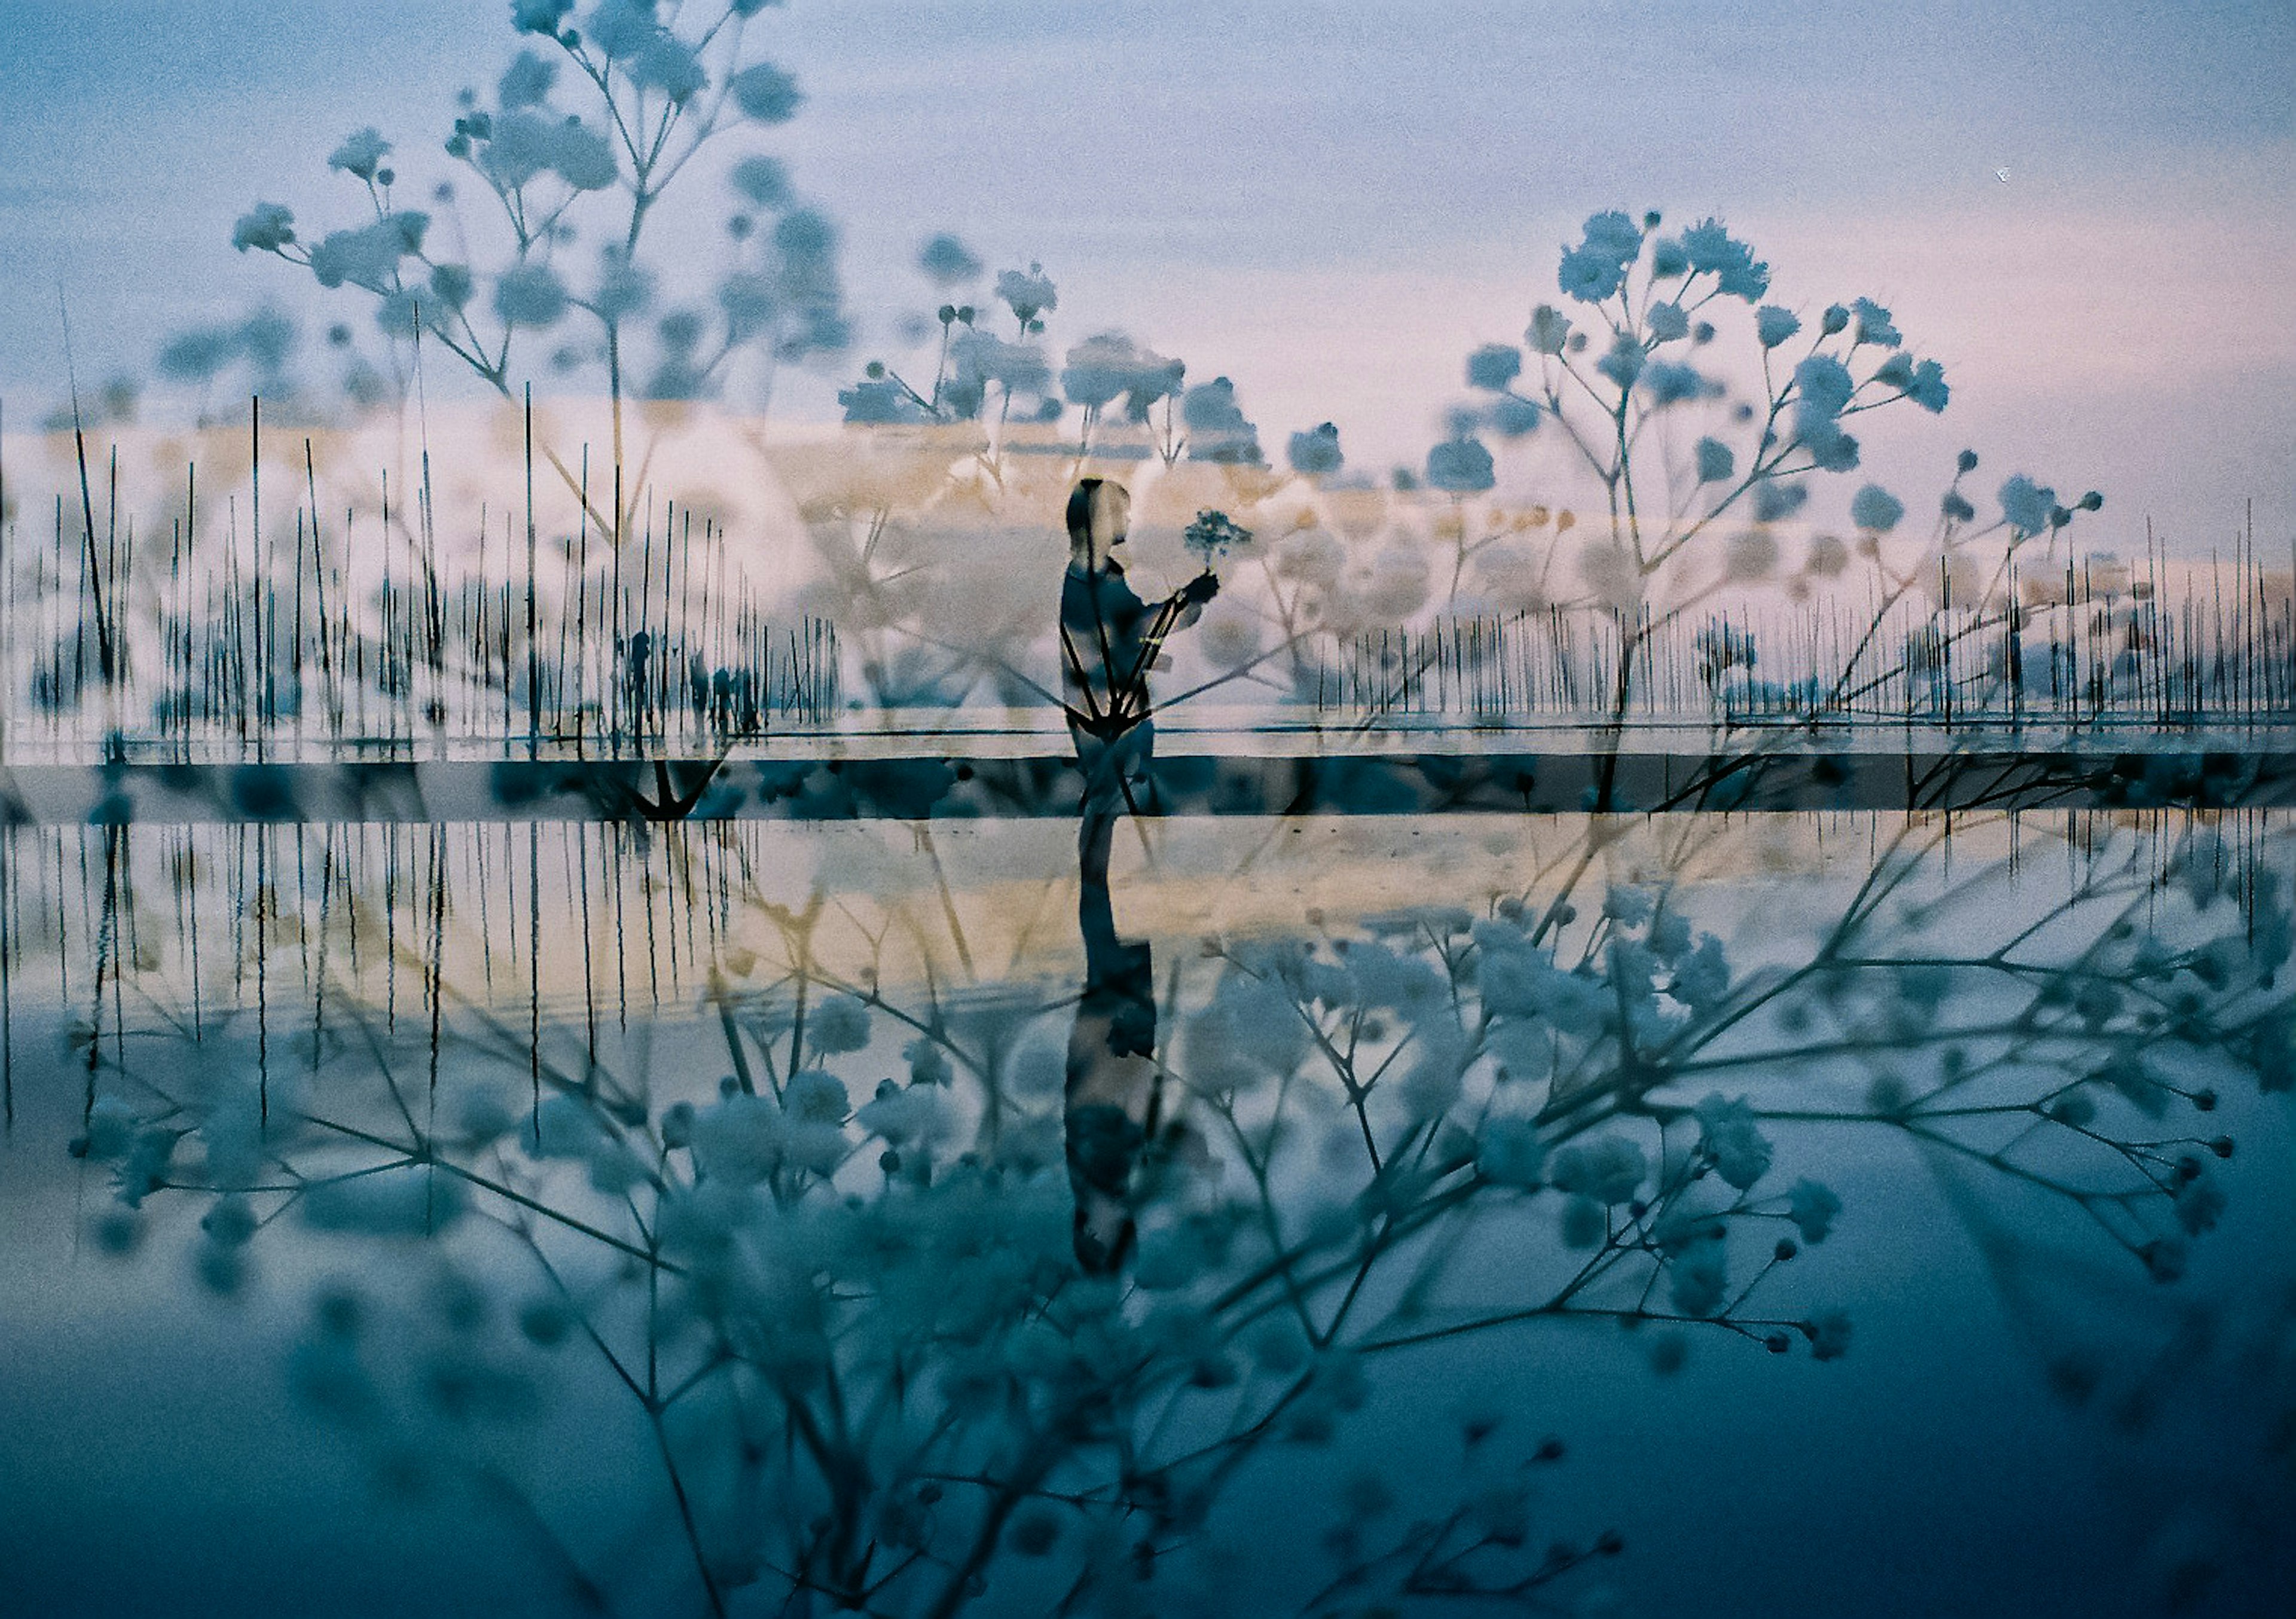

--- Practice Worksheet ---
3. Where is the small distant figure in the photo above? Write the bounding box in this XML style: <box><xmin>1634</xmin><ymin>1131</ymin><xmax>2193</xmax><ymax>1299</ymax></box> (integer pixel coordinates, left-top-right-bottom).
<box><xmin>1058</xmin><ymin>478</ymin><xmax>1218</xmax><ymax>887</ymax></box>
<box><xmin>1060</xmin><ymin>481</ymin><xmax>1218</xmax><ymax>747</ymax></box>
<box><xmin>1058</xmin><ymin>478</ymin><xmax>1217</xmax><ymax>1272</ymax></box>
<box><xmin>1995</xmin><ymin>168</ymin><xmax>2010</xmax><ymax>184</ymax></box>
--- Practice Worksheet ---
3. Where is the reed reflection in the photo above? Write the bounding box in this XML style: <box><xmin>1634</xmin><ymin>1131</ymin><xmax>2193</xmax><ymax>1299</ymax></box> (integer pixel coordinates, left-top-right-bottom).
<box><xmin>5</xmin><ymin>804</ymin><xmax>2292</xmax><ymax>1617</ymax></box>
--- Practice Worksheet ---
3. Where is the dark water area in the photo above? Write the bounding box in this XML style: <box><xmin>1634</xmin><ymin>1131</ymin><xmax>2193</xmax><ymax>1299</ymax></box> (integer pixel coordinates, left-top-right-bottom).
<box><xmin>8</xmin><ymin>729</ymin><xmax>2296</xmax><ymax>830</ymax></box>
<box><xmin>1</xmin><ymin>811</ymin><xmax>2290</xmax><ymax>1618</ymax></box>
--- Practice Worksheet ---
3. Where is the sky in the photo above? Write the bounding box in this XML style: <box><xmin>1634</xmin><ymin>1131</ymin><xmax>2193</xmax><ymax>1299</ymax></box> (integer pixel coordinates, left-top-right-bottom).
<box><xmin>0</xmin><ymin>0</ymin><xmax>2290</xmax><ymax>545</ymax></box>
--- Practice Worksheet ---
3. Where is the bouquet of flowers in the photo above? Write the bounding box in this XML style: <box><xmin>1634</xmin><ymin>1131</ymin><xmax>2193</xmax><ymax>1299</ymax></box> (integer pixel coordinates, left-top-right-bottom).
<box><xmin>1182</xmin><ymin>508</ymin><xmax>1253</xmax><ymax>567</ymax></box>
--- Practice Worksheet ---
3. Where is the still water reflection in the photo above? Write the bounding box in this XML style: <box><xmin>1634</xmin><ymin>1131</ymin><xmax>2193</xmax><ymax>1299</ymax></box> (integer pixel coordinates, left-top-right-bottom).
<box><xmin>0</xmin><ymin>809</ymin><xmax>2290</xmax><ymax>1617</ymax></box>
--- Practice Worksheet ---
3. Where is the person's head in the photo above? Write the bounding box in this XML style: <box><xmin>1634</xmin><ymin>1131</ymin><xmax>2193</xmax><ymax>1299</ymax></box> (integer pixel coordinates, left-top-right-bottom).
<box><xmin>1066</xmin><ymin>478</ymin><xmax>1131</xmax><ymax>570</ymax></box>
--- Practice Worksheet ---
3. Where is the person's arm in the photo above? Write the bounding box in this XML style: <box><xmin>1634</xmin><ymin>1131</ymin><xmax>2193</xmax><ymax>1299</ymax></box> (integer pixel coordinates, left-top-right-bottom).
<box><xmin>1120</xmin><ymin>570</ymin><xmax>1220</xmax><ymax>692</ymax></box>
<box><xmin>1170</xmin><ymin>567</ymin><xmax>1219</xmax><ymax>627</ymax></box>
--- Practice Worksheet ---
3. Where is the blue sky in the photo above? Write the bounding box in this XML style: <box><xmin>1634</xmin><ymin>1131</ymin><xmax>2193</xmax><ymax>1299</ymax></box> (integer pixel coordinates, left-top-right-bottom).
<box><xmin>1</xmin><ymin>0</ymin><xmax>2289</xmax><ymax>538</ymax></box>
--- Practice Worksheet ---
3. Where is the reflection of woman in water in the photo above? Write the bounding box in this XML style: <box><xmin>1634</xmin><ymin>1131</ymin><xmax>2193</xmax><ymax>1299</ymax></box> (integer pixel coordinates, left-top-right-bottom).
<box><xmin>1058</xmin><ymin>478</ymin><xmax>1217</xmax><ymax>1271</ymax></box>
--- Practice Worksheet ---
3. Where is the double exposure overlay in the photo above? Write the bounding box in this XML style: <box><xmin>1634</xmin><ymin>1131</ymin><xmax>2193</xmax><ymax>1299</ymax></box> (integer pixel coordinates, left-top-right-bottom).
<box><xmin>0</xmin><ymin>4</ymin><xmax>2290</xmax><ymax>1616</ymax></box>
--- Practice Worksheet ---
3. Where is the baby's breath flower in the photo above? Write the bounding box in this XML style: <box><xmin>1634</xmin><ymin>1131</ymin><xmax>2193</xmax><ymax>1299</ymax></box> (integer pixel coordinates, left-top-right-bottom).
<box><xmin>1998</xmin><ymin>474</ymin><xmax>2057</xmax><ymax>536</ymax></box>
<box><xmin>512</xmin><ymin>0</ymin><xmax>573</xmax><ymax>35</ymax></box>
<box><xmin>627</xmin><ymin>34</ymin><xmax>706</xmax><ymax>102</ymax></box>
<box><xmin>1793</xmin><ymin>354</ymin><xmax>1855</xmax><ymax>421</ymax></box>
<box><xmin>1850</xmin><ymin>297</ymin><xmax>1900</xmax><ymax>347</ymax></box>
<box><xmin>1754</xmin><ymin>480</ymin><xmax>1808</xmax><ymax>523</ymax></box>
<box><xmin>1693</xmin><ymin>1092</ymin><xmax>1773</xmax><ymax>1189</ymax></box>
<box><xmin>1787</xmin><ymin>1178</ymin><xmax>1842</xmax><ymax>1243</ymax></box>
<box><xmin>729</xmin><ymin>61</ymin><xmax>804</xmax><ymax>123</ymax></box>
<box><xmin>1549</xmin><ymin>1134</ymin><xmax>1647</xmax><ymax>1204</ymax></box>
<box><xmin>1488</xmin><ymin>395</ymin><xmax>1541</xmax><ymax>438</ymax></box>
<box><xmin>1596</xmin><ymin>333</ymin><xmax>1646</xmax><ymax>390</ymax></box>
<box><xmin>1063</xmin><ymin>331</ymin><xmax>1184</xmax><ymax>421</ymax></box>
<box><xmin>917</xmin><ymin>231</ymin><xmax>982</xmax><ymax>287</ymax></box>
<box><xmin>1526</xmin><ymin>303</ymin><xmax>1573</xmax><ymax>355</ymax></box>
<box><xmin>494</xmin><ymin>262</ymin><xmax>569</xmax><ymax>327</ymax></box>
<box><xmin>1904</xmin><ymin>358</ymin><xmax>1949</xmax><ymax>412</ymax></box>
<box><xmin>729</xmin><ymin>155</ymin><xmax>790</xmax><ymax>210</ymax></box>
<box><xmin>1680</xmin><ymin>217</ymin><xmax>1769</xmax><ymax>300</ymax></box>
<box><xmin>1603</xmin><ymin>884</ymin><xmax>1654</xmax><ymax>926</ymax></box>
<box><xmin>1467</xmin><ymin>343</ymin><xmax>1522</xmax><ymax>390</ymax></box>
<box><xmin>994</xmin><ymin>261</ymin><xmax>1058</xmax><ymax>326</ymax></box>
<box><xmin>1288</xmin><ymin>421</ymin><xmax>1344</xmax><ymax>474</ymax></box>
<box><xmin>2173</xmin><ymin>1174</ymin><xmax>2225</xmax><ymax>1236</ymax></box>
<box><xmin>805</xmin><ymin>993</ymin><xmax>871</xmax><ymax>1055</ymax></box>
<box><xmin>1183</xmin><ymin>376</ymin><xmax>1262</xmax><ymax>463</ymax></box>
<box><xmin>856</xmin><ymin>1081</ymin><xmax>949</xmax><ymax>1150</ymax></box>
<box><xmin>1427</xmin><ymin>433</ymin><xmax>1496</xmax><ymax>494</ymax></box>
<box><xmin>1668</xmin><ymin>1226</ymin><xmax>1729</xmax><ymax>1316</ymax></box>
<box><xmin>1807</xmin><ymin>1309</ymin><xmax>1854</xmax><ymax>1360</ymax></box>
<box><xmin>499</xmin><ymin>50</ymin><xmax>557</xmax><ymax>109</ymax></box>
<box><xmin>1640</xmin><ymin>361</ymin><xmax>1711</xmax><ymax>406</ymax></box>
<box><xmin>1804</xmin><ymin>423</ymin><xmax>1861</xmax><ymax>472</ymax></box>
<box><xmin>327</xmin><ymin>127</ymin><xmax>392</xmax><ymax>182</ymax></box>
<box><xmin>1850</xmin><ymin>484</ymin><xmax>1905</xmax><ymax>533</ymax></box>
<box><xmin>1560</xmin><ymin>1194</ymin><xmax>1608</xmax><ymax>1248</ymax></box>
<box><xmin>1559</xmin><ymin>212</ymin><xmax>1642</xmax><ymax>303</ymax></box>
<box><xmin>307</xmin><ymin>216</ymin><xmax>425</xmax><ymax>291</ymax></box>
<box><xmin>1476</xmin><ymin>1117</ymin><xmax>1547</xmax><ymax>1189</ymax></box>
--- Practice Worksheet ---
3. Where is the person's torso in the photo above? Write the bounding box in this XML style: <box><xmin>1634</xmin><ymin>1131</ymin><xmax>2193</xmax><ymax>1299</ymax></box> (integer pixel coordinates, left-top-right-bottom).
<box><xmin>1061</xmin><ymin>563</ymin><xmax>1158</xmax><ymax>709</ymax></box>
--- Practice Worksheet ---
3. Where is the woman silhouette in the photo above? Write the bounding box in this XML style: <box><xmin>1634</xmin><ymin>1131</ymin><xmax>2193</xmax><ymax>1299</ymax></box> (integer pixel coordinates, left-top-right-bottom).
<box><xmin>1058</xmin><ymin>478</ymin><xmax>1217</xmax><ymax>1271</ymax></box>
